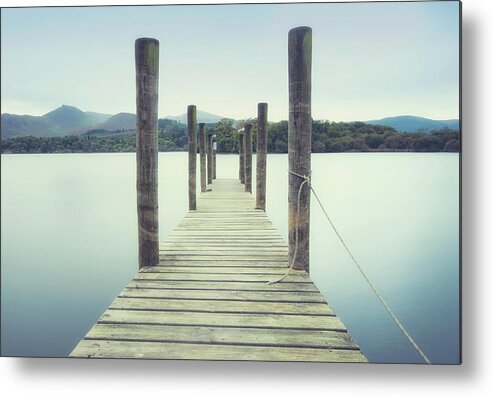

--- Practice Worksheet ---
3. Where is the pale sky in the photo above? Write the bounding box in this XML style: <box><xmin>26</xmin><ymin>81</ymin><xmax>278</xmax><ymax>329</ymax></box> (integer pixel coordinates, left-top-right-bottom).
<box><xmin>1</xmin><ymin>1</ymin><xmax>460</xmax><ymax>121</ymax></box>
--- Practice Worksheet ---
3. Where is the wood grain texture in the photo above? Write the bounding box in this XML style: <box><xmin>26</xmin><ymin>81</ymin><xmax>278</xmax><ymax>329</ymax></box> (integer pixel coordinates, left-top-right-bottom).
<box><xmin>239</xmin><ymin>132</ymin><xmax>245</xmax><ymax>184</ymax></box>
<box><xmin>70</xmin><ymin>340</ymin><xmax>367</xmax><ymax>362</ymax></box>
<box><xmin>187</xmin><ymin>105</ymin><xmax>197</xmax><ymax>210</ymax></box>
<box><xmin>256</xmin><ymin>103</ymin><xmax>268</xmax><ymax>210</ymax></box>
<box><xmin>135</xmin><ymin>38</ymin><xmax>159</xmax><ymax>268</ymax></box>
<box><xmin>199</xmin><ymin>123</ymin><xmax>207</xmax><ymax>193</ymax></box>
<box><xmin>207</xmin><ymin>133</ymin><xmax>213</xmax><ymax>186</ymax></box>
<box><xmin>244</xmin><ymin>124</ymin><xmax>253</xmax><ymax>193</ymax></box>
<box><xmin>70</xmin><ymin>178</ymin><xmax>367</xmax><ymax>362</ymax></box>
<box><xmin>288</xmin><ymin>26</ymin><xmax>312</xmax><ymax>272</ymax></box>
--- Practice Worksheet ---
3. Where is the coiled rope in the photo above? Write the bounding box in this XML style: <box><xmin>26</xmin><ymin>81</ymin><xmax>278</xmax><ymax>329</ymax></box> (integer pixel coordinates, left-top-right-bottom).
<box><xmin>268</xmin><ymin>169</ymin><xmax>432</xmax><ymax>364</ymax></box>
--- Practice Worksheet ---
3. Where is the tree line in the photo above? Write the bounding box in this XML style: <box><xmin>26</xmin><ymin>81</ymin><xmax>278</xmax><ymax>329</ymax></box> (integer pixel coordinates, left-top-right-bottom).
<box><xmin>1</xmin><ymin>118</ymin><xmax>459</xmax><ymax>154</ymax></box>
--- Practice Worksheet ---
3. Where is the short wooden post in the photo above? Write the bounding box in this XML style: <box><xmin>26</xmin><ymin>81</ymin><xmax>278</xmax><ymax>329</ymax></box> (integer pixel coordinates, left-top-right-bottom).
<box><xmin>207</xmin><ymin>133</ymin><xmax>213</xmax><ymax>186</ymax></box>
<box><xmin>135</xmin><ymin>37</ymin><xmax>159</xmax><ymax>268</ymax></box>
<box><xmin>256</xmin><ymin>103</ymin><xmax>268</xmax><ymax>210</ymax></box>
<box><xmin>288</xmin><ymin>26</ymin><xmax>312</xmax><ymax>272</ymax></box>
<box><xmin>212</xmin><ymin>135</ymin><xmax>217</xmax><ymax>179</ymax></box>
<box><xmin>199</xmin><ymin>123</ymin><xmax>207</xmax><ymax>193</ymax></box>
<box><xmin>187</xmin><ymin>105</ymin><xmax>197</xmax><ymax>210</ymax></box>
<box><xmin>239</xmin><ymin>132</ymin><xmax>245</xmax><ymax>184</ymax></box>
<box><xmin>244</xmin><ymin>124</ymin><xmax>253</xmax><ymax>193</ymax></box>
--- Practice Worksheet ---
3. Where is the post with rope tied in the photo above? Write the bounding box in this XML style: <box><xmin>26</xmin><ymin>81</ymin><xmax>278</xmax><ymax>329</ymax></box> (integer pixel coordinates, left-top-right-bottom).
<box><xmin>135</xmin><ymin>37</ymin><xmax>159</xmax><ymax>268</ymax></box>
<box><xmin>288</xmin><ymin>26</ymin><xmax>312</xmax><ymax>273</ymax></box>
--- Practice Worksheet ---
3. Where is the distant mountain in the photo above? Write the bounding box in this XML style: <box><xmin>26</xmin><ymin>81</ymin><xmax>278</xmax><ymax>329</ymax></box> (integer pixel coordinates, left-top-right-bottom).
<box><xmin>85</xmin><ymin>111</ymin><xmax>113</xmax><ymax>124</ymax></box>
<box><xmin>1</xmin><ymin>114</ymin><xmax>55</xmax><ymax>139</ymax></box>
<box><xmin>1</xmin><ymin>105</ymin><xmax>112</xmax><ymax>139</ymax></box>
<box><xmin>366</xmin><ymin>115</ymin><xmax>459</xmax><ymax>133</ymax></box>
<box><xmin>95</xmin><ymin>112</ymin><xmax>136</xmax><ymax>131</ymax></box>
<box><xmin>164</xmin><ymin>110</ymin><xmax>225</xmax><ymax>124</ymax></box>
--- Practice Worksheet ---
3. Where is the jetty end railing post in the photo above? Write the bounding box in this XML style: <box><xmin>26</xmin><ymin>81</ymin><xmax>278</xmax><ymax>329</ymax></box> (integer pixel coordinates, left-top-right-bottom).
<box><xmin>199</xmin><ymin>123</ymin><xmax>207</xmax><ymax>193</ymax></box>
<box><xmin>207</xmin><ymin>133</ymin><xmax>213</xmax><ymax>186</ymax></box>
<box><xmin>239</xmin><ymin>131</ymin><xmax>245</xmax><ymax>184</ymax></box>
<box><xmin>187</xmin><ymin>105</ymin><xmax>197</xmax><ymax>210</ymax></box>
<box><xmin>244</xmin><ymin>123</ymin><xmax>253</xmax><ymax>193</ymax></box>
<box><xmin>256</xmin><ymin>103</ymin><xmax>268</xmax><ymax>210</ymax></box>
<box><xmin>212</xmin><ymin>134</ymin><xmax>217</xmax><ymax>179</ymax></box>
<box><xmin>288</xmin><ymin>26</ymin><xmax>312</xmax><ymax>272</ymax></box>
<box><xmin>135</xmin><ymin>37</ymin><xmax>160</xmax><ymax>268</ymax></box>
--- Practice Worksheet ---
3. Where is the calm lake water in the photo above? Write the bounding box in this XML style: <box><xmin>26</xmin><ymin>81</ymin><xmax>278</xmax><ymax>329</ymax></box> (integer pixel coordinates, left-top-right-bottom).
<box><xmin>0</xmin><ymin>152</ymin><xmax>459</xmax><ymax>363</ymax></box>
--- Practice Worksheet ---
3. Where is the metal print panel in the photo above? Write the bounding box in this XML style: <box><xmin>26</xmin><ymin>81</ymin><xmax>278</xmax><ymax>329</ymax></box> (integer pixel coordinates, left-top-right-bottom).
<box><xmin>0</xmin><ymin>1</ymin><xmax>461</xmax><ymax>364</ymax></box>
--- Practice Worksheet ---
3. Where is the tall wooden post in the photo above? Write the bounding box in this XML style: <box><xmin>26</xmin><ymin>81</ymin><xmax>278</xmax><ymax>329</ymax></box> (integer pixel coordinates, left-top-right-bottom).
<box><xmin>207</xmin><ymin>133</ymin><xmax>213</xmax><ymax>186</ymax></box>
<box><xmin>187</xmin><ymin>105</ymin><xmax>197</xmax><ymax>210</ymax></box>
<box><xmin>256</xmin><ymin>103</ymin><xmax>268</xmax><ymax>210</ymax></box>
<box><xmin>135</xmin><ymin>38</ymin><xmax>159</xmax><ymax>268</ymax></box>
<box><xmin>212</xmin><ymin>136</ymin><xmax>217</xmax><ymax>179</ymax></box>
<box><xmin>199</xmin><ymin>123</ymin><xmax>207</xmax><ymax>193</ymax></box>
<box><xmin>288</xmin><ymin>26</ymin><xmax>312</xmax><ymax>272</ymax></box>
<box><xmin>239</xmin><ymin>132</ymin><xmax>245</xmax><ymax>184</ymax></box>
<box><xmin>244</xmin><ymin>124</ymin><xmax>253</xmax><ymax>193</ymax></box>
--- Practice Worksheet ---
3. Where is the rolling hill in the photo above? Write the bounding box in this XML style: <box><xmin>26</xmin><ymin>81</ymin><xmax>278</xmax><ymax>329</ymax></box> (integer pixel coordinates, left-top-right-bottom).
<box><xmin>2</xmin><ymin>105</ymin><xmax>461</xmax><ymax>140</ymax></box>
<box><xmin>1</xmin><ymin>105</ymin><xmax>112</xmax><ymax>139</ymax></box>
<box><xmin>94</xmin><ymin>112</ymin><xmax>136</xmax><ymax>131</ymax></box>
<box><xmin>366</xmin><ymin>115</ymin><xmax>459</xmax><ymax>133</ymax></box>
<box><xmin>164</xmin><ymin>110</ymin><xmax>225</xmax><ymax>124</ymax></box>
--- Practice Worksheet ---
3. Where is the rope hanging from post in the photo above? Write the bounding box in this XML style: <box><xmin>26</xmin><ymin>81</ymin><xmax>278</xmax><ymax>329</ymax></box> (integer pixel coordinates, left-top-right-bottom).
<box><xmin>268</xmin><ymin>169</ymin><xmax>432</xmax><ymax>365</ymax></box>
<box><xmin>268</xmin><ymin>170</ymin><xmax>311</xmax><ymax>285</ymax></box>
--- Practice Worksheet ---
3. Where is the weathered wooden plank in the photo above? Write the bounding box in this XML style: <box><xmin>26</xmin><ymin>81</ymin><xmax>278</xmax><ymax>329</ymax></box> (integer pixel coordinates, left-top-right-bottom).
<box><xmin>165</xmin><ymin>236</ymin><xmax>286</xmax><ymax>240</ymax></box>
<box><xmin>146</xmin><ymin>267</ymin><xmax>289</xmax><ymax>274</ymax></box>
<box><xmin>127</xmin><ymin>280</ymin><xmax>318</xmax><ymax>292</ymax></box>
<box><xmin>158</xmin><ymin>256</ymin><xmax>289</xmax><ymax>262</ymax></box>
<box><xmin>134</xmin><ymin>272</ymin><xmax>309</xmax><ymax>282</ymax></box>
<box><xmin>160</xmin><ymin>249</ymin><xmax>288</xmax><ymax>254</ymax></box>
<box><xmin>175</xmin><ymin>224</ymin><xmax>275</xmax><ymax>229</ymax></box>
<box><xmin>84</xmin><ymin>323</ymin><xmax>358</xmax><ymax>349</ymax></box>
<box><xmin>161</xmin><ymin>241</ymin><xmax>288</xmax><ymax>247</ymax></box>
<box><xmin>110</xmin><ymin>297</ymin><xmax>333</xmax><ymax>315</ymax></box>
<box><xmin>99</xmin><ymin>309</ymin><xmax>346</xmax><ymax>330</ymax></box>
<box><xmin>160</xmin><ymin>252</ymin><xmax>289</xmax><ymax>258</ymax></box>
<box><xmin>70</xmin><ymin>339</ymin><xmax>367</xmax><ymax>362</ymax></box>
<box><xmin>158</xmin><ymin>261</ymin><xmax>288</xmax><ymax>268</ymax></box>
<box><xmin>119</xmin><ymin>287</ymin><xmax>326</xmax><ymax>303</ymax></box>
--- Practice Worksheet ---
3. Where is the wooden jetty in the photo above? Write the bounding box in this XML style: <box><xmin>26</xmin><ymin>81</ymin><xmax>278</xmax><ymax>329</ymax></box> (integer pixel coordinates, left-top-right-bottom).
<box><xmin>70</xmin><ymin>179</ymin><xmax>367</xmax><ymax>362</ymax></box>
<box><xmin>70</xmin><ymin>28</ymin><xmax>368</xmax><ymax>362</ymax></box>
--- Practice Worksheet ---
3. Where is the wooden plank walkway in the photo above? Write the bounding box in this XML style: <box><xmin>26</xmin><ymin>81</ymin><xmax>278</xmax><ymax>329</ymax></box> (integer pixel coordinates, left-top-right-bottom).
<box><xmin>70</xmin><ymin>179</ymin><xmax>367</xmax><ymax>362</ymax></box>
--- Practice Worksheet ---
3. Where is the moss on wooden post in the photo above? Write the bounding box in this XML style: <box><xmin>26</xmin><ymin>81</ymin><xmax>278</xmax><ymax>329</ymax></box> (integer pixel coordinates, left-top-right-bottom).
<box><xmin>288</xmin><ymin>26</ymin><xmax>312</xmax><ymax>272</ymax></box>
<box><xmin>199</xmin><ymin>123</ymin><xmax>207</xmax><ymax>193</ymax></box>
<box><xmin>135</xmin><ymin>37</ymin><xmax>159</xmax><ymax>268</ymax></box>
<box><xmin>239</xmin><ymin>132</ymin><xmax>245</xmax><ymax>184</ymax></box>
<box><xmin>256</xmin><ymin>103</ymin><xmax>268</xmax><ymax>210</ymax></box>
<box><xmin>244</xmin><ymin>124</ymin><xmax>253</xmax><ymax>193</ymax></box>
<box><xmin>207</xmin><ymin>133</ymin><xmax>213</xmax><ymax>186</ymax></box>
<box><xmin>187</xmin><ymin>105</ymin><xmax>197</xmax><ymax>210</ymax></box>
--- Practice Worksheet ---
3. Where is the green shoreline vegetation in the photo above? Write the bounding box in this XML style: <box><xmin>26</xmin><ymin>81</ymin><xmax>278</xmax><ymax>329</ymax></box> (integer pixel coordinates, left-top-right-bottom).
<box><xmin>0</xmin><ymin>118</ymin><xmax>459</xmax><ymax>154</ymax></box>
